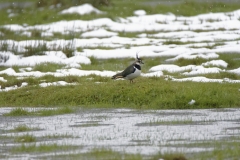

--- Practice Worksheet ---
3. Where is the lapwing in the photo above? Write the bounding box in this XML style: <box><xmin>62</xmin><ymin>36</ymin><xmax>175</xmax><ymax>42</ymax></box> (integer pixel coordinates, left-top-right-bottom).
<box><xmin>111</xmin><ymin>54</ymin><xmax>144</xmax><ymax>83</ymax></box>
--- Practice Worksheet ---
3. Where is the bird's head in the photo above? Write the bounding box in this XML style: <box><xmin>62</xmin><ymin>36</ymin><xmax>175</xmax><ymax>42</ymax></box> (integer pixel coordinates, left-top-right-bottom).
<box><xmin>136</xmin><ymin>53</ymin><xmax>144</xmax><ymax>65</ymax></box>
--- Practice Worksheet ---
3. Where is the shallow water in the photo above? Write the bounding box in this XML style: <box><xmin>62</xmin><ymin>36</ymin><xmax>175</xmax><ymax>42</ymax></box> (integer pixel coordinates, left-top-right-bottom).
<box><xmin>0</xmin><ymin>107</ymin><xmax>240</xmax><ymax>159</ymax></box>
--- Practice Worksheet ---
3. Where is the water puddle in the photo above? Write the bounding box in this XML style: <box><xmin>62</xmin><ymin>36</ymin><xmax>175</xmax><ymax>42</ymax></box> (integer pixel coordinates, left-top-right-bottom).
<box><xmin>0</xmin><ymin>108</ymin><xmax>240</xmax><ymax>159</ymax></box>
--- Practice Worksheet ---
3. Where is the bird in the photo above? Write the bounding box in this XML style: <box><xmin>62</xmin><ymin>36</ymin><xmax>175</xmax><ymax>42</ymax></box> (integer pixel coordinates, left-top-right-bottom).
<box><xmin>111</xmin><ymin>54</ymin><xmax>144</xmax><ymax>83</ymax></box>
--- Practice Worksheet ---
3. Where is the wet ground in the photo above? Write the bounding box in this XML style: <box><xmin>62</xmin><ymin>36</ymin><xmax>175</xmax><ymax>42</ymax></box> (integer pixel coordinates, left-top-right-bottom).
<box><xmin>0</xmin><ymin>107</ymin><xmax>240</xmax><ymax>159</ymax></box>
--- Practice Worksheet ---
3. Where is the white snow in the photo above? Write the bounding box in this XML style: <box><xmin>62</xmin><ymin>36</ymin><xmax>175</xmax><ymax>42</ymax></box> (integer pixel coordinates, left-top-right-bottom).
<box><xmin>0</xmin><ymin>77</ymin><xmax>7</xmax><ymax>82</ymax></box>
<box><xmin>228</xmin><ymin>67</ymin><xmax>240</xmax><ymax>75</ymax></box>
<box><xmin>59</xmin><ymin>4</ymin><xmax>103</xmax><ymax>15</ymax></box>
<box><xmin>134</xmin><ymin>10</ymin><xmax>146</xmax><ymax>16</ymax></box>
<box><xmin>202</xmin><ymin>60</ymin><xmax>228</xmax><ymax>68</ymax></box>
<box><xmin>39</xmin><ymin>81</ymin><xmax>73</xmax><ymax>87</ymax></box>
<box><xmin>149</xmin><ymin>64</ymin><xmax>195</xmax><ymax>73</ymax></box>
<box><xmin>81</xmin><ymin>29</ymin><xmax>118</xmax><ymax>38</ymax></box>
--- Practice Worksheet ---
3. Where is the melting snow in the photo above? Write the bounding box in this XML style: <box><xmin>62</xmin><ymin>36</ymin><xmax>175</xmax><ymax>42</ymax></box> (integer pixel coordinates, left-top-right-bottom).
<box><xmin>59</xmin><ymin>3</ymin><xmax>104</xmax><ymax>15</ymax></box>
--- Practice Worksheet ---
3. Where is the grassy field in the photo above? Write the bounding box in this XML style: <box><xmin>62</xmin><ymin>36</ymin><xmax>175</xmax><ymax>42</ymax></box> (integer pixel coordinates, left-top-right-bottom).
<box><xmin>0</xmin><ymin>76</ymin><xmax>239</xmax><ymax>109</ymax></box>
<box><xmin>1</xmin><ymin>0</ymin><xmax>240</xmax><ymax>26</ymax></box>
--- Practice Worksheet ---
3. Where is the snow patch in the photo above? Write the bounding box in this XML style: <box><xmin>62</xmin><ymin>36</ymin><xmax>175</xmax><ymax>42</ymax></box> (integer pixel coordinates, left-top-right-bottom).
<box><xmin>60</xmin><ymin>4</ymin><xmax>103</xmax><ymax>15</ymax></box>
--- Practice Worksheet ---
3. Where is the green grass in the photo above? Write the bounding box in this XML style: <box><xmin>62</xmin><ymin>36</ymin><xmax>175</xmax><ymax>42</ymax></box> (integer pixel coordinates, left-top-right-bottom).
<box><xmin>81</xmin><ymin>56</ymin><xmax>169</xmax><ymax>73</ymax></box>
<box><xmin>12</xmin><ymin>143</ymin><xmax>78</xmax><ymax>153</ymax></box>
<box><xmin>14</xmin><ymin>134</ymin><xmax>36</xmax><ymax>143</ymax></box>
<box><xmin>162</xmin><ymin>40</ymin><xmax>189</xmax><ymax>45</ymax></box>
<box><xmin>174</xmin><ymin>57</ymin><xmax>208</xmax><ymax>66</ymax></box>
<box><xmin>219</xmin><ymin>53</ymin><xmax>240</xmax><ymax>69</ymax></box>
<box><xmin>188</xmin><ymin>137</ymin><xmax>240</xmax><ymax>160</ymax></box>
<box><xmin>4</xmin><ymin>107</ymin><xmax>74</xmax><ymax>116</ymax></box>
<box><xmin>1</xmin><ymin>0</ymin><xmax>240</xmax><ymax>26</ymax></box>
<box><xmin>12</xmin><ymin>124</ymin><xmax>33</xmax><ymax>132</ymax></box>
<box><xmin>0</xmin><ymin>77</ymin><xmax>239</xmax><ymax>109</ymax></box>
<box><xmin>200</xmin><ymin>72</ymin><xmax>240</xmax><ymax>80</ymax></box>
<box><xmin>51</xmin><ymin>148</ymin><xmax>187</xmax><ymax>160</ymax></box>
<box><xmin>36</xmin><ymin>107</ymin><xmax>74</xmax><ymax>116</ymax></box>
<box><xmin>4</xmin><ymin>108</ymin><xmax>32</xmax><ymax>116</ymax></box>
<box><xmin>147</xmin><ymin>118</ymin><xmax>193</xmax><ymax>126</ymax></box>
<box><xmin>33</xmin><ymin>63</ymin><xmax>65</xmax><ymax>72</ymax></box>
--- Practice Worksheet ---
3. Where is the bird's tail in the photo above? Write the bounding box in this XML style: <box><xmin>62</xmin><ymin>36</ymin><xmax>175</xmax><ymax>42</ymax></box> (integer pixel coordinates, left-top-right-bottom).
<box><xmin>111</xmin><ymin>73</ymin><xmax>123</xmax><ymax>79</ymax></box>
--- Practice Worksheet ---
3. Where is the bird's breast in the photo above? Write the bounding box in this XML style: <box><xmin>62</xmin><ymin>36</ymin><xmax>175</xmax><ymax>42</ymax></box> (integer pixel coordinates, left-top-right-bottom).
<box><xmin>124</xmin><ymin>67</ymin><xmax>141</xmax><ymax>80</ymax></box>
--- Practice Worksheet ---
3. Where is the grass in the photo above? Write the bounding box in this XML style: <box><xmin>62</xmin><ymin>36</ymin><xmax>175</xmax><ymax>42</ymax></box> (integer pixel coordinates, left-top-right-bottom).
<box><xmin>14</xmin><ymin>134</ymin><xmax>36</xmax><ymax>143</ymax></box>
<box><xmin>33</xmin><ymin>63</ymin><xmax>65</xmax><ymax>72</ymax></box>
<box><xmin>0</xmin><ymin>77</ymin><xmax>239</xmax><ymax>109</ymax></box>
<box><xmin>51</xmin><ymin>148</ymin><xmax>187</xmax><ymax>160</ymax></box>
<box><xmin>12</xmin><ymin>143</ymin><xmax>78</xmax><ymax>153</ymax></box>
<box><xmin>12</xmin><ymin>124</ymin><xmax>33</xmax><ymax>132</ymax></box>
<box><xmin>200</xmin><ymin>72</ymin><xmax>240</xmax><ymax>80</ymax></box>
<box><xmin>81</xmin><ymin>56</ymin><xmax>169</xmax><ymax>73</ymax></box>
<box><xmin>174</xmin><ymin>57</ymin><xmax>208</xmax><ymax>66</ymax></box>
<box><xmin>4</xmin><ymin>107</ymin><xmax>75</xmax><ymax>116</ymax></box>
<box><xmin>188</xmin><ymin>137</ymin><xmax>240</xmax><ymax>160</ymax></box>
<box><xmin>219</xmin><ymin>53</ymin><xmax>240</xmax><ymax>69</ymax></box>
<box><xmin>143</xmin><ymin>118</ymin><xmax>194</xmax><ymax>126</ymax></box>
<box><xmin>4</xmin><ymin>108</ymin><xmax>32</xmax><ymax>116</ymax></box>
<box><xmin>1</xmin><ymin>0</ymin><xmax>240</xmax><ymax>26</ymax></box>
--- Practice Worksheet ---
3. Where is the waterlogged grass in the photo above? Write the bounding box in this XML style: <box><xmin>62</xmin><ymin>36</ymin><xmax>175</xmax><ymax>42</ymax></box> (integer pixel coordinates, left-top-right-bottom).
<box><xmin>12</xmin><ymin>143</ymin><xmax>78</xmax><ymax>153</ymax></box>
<box><xmin>137</xmin><ymin>118</ymin><xmax>194</xmax><ymax>126</ymax></box>
<box><xmin>14</xmin><ymin>134</ymin><xmax>36</xmax><ymax>143</ymax></box>
<box><xmin>188</xmin><ymin>137</ymin><xmax>240</xmax><ymax>160</ymax></box>
<box><xmin>4</xmin><ymin>107</ymin><xmax>74</xmax><ymax>116</ymax></box>
<box><xmin>51</xmin><ymin>148</ymin><xmax>186</xmax><ymax>160</ymax></box>
<box><xmin>4</xmin><ymin>108</ymin><xmax>32</xmax><ymax>116</ymax></box>
<box><xmin>0</xmin><ymin>77</ymin><xmax>239</xmax><ymax>109</ymax></box>
<box><xmin>12</xmin><ymin>124</ymin><xmax>34</xmax><ymax>132</ymax></box>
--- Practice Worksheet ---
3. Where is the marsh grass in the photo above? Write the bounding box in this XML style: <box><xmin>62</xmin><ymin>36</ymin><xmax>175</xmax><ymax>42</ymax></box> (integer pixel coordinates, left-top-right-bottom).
<box><xmin>136</xmin><ymin>118</ymin><xmax>194</xmax><ymax>126</ymax></box>
<box><xmin>52</xmin><ymin>149</ymin><xmax>143</xmax><ymax>160</ymax></box>
<box><xmin>189</xmin><ymin>137</ymin><xmax>240</xmax><ymax>160</ymax></box>
<box><xmin>14</xmin><ymin>134</ymin><xmax>36</xmax><ymax>143</ymax></box>
<box><xmin>51</xmin><ymin>148</ymin><xmax>187</xmax><ymax>160</ymax></box>
<box><xmin>37</xmin><ymin>107</ymin><xmax>74</xmax><ymax>116</ymax></box>
<box><xmin>4</xmin><ymin>108</ymin><xmax>32</xmax><ymax>116</ymax></box>
<box><xmin>4</xmin><ymin>107</ymin><xmax>74</xmax><ymax>116</ymax></box>
<box><xmin>12</xmin><ymin>143</ymin><xmax>77</xmax><ymax>153</ymax></box>
<box><xmin>149</xmin><ymin>118</ymin><xmax>193</xmax><ymax>125</ymax></box>
<box><xmin>12</xmin><ymin>125</ymin><xmax>33</xmax><ymax>132</ymax></box>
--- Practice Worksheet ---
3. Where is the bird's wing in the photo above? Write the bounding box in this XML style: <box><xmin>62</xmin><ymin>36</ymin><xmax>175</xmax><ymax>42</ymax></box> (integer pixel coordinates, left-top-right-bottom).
<box><xmin>121</xmin><ymin>64</ymin><xmax>135</xmax><ymax>77</ymax></box>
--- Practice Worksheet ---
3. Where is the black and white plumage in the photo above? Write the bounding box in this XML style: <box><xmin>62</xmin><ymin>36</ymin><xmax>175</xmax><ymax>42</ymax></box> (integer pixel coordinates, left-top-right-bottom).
<box><xmin>111</xmin><ymin>54</ymin><xmax>144</xmax><ymax>83</ymax></box>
